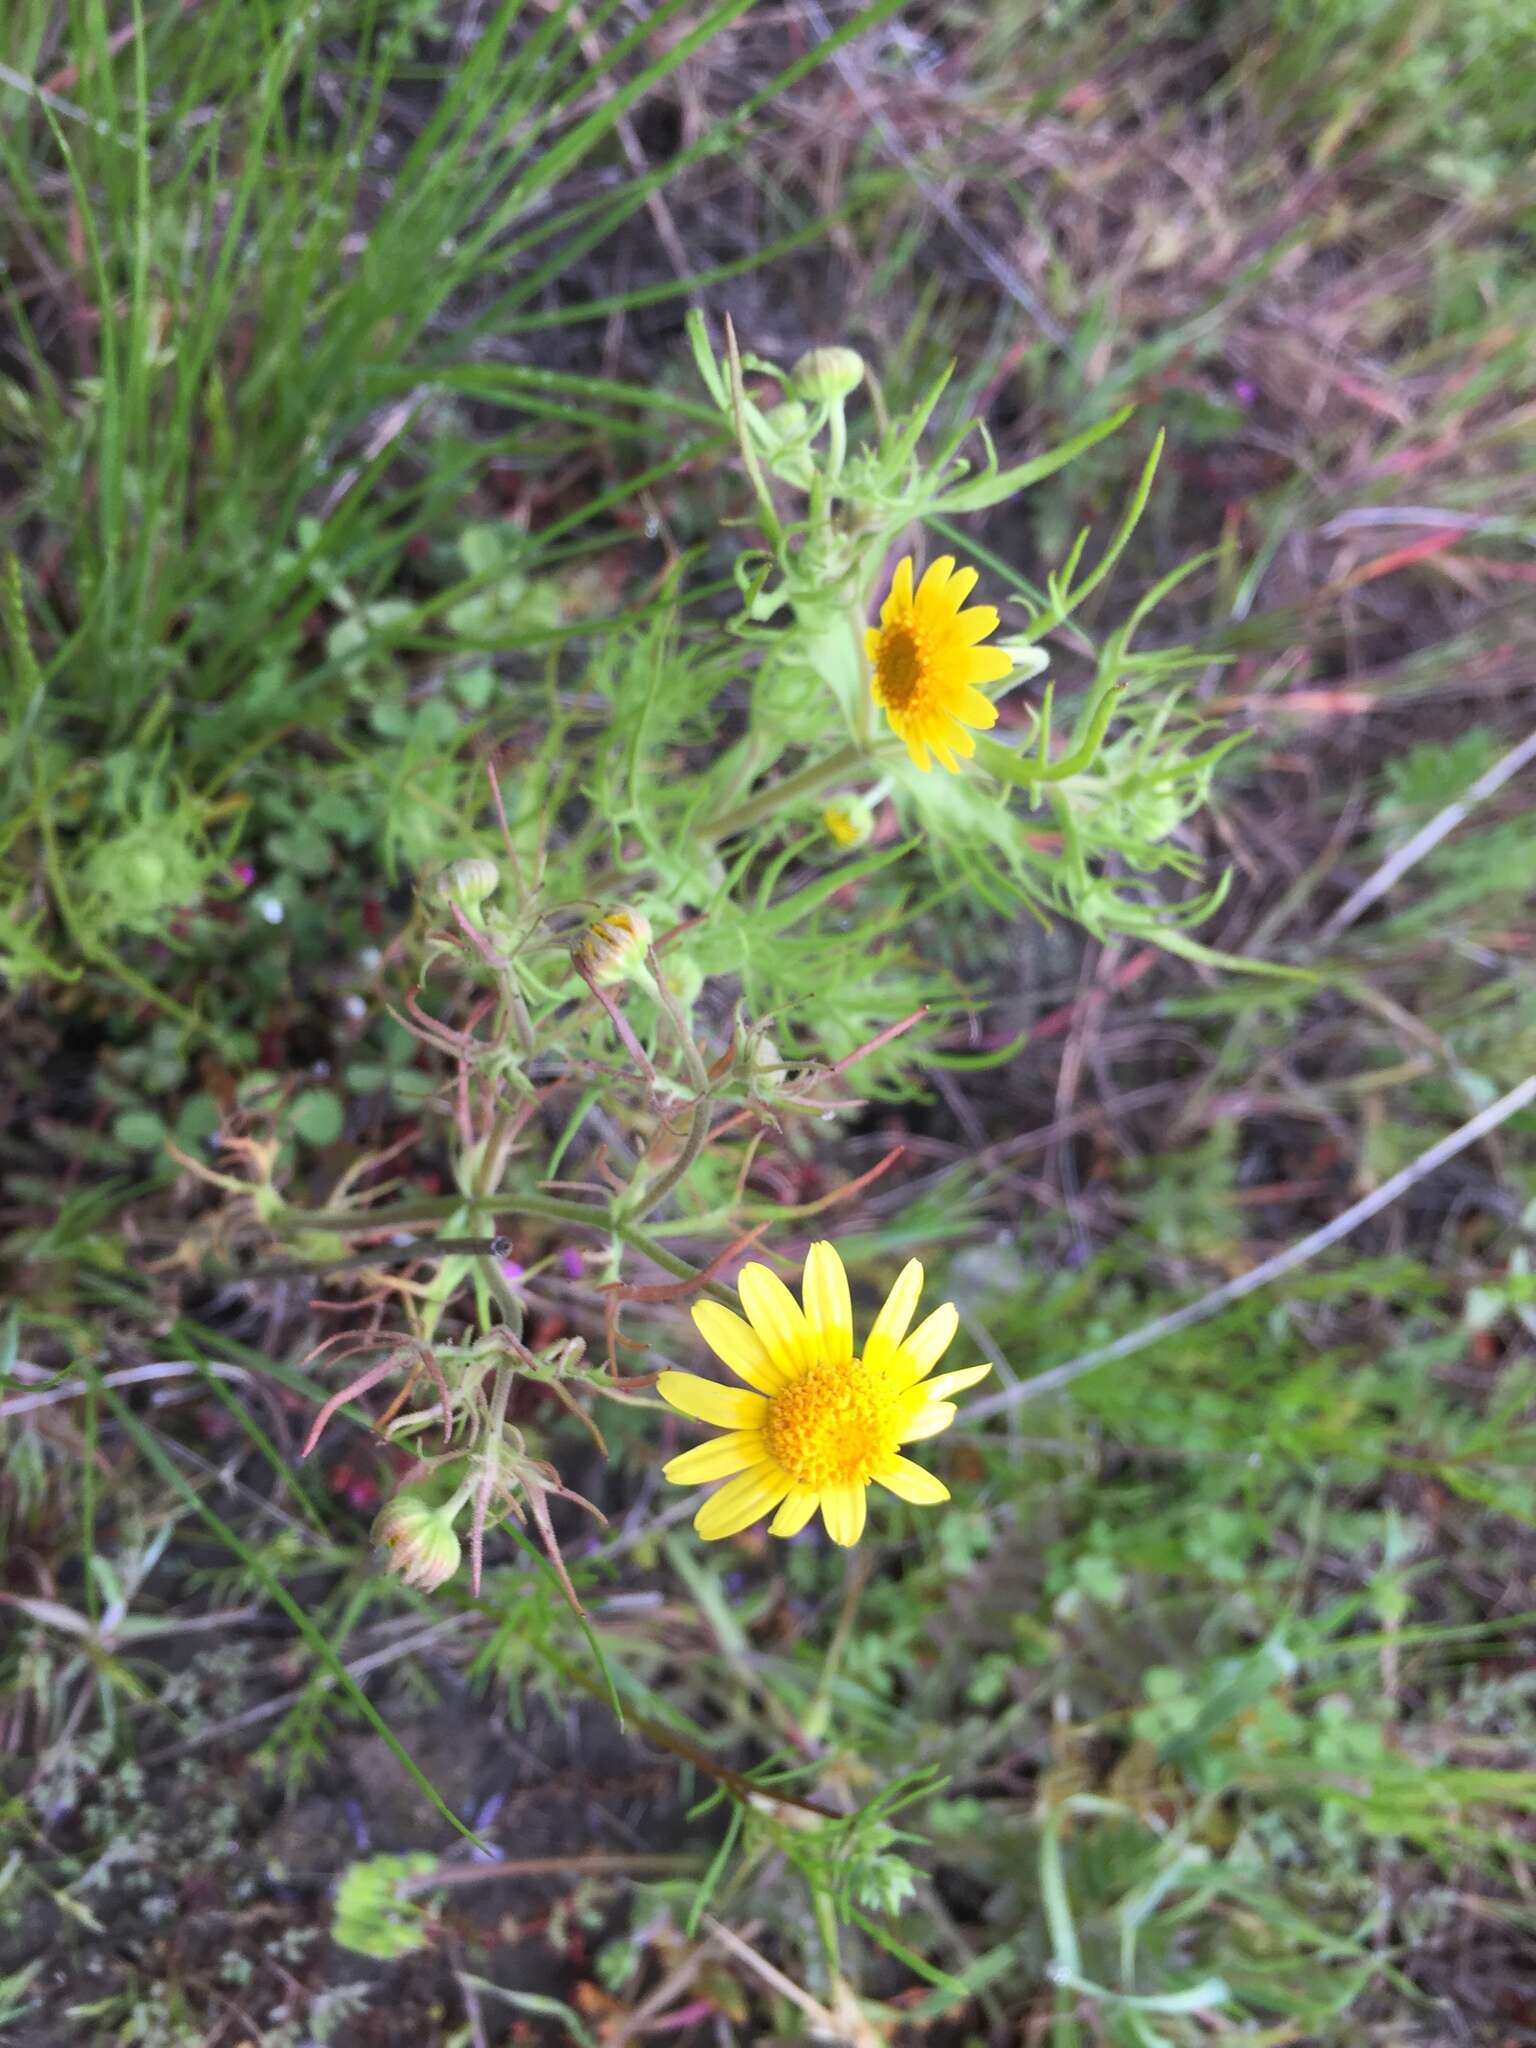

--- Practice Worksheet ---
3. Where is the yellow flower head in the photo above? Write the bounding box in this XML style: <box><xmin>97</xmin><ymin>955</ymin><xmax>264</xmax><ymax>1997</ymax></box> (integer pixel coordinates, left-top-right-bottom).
<box><xmin>657</xmin><ymin>1242</ymin><xmax>991</xmax><ymax>1547</ymax></box>
<box><xmin>866</xmin><ymin>554</ymin><xmax>1011</xmax><ymax>773</ymax></box>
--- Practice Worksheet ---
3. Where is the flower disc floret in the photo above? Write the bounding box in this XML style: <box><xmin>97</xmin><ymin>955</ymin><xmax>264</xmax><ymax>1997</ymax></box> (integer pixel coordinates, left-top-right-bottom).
<box><xmin>765</xmin><ymin>1356</ymin><xmax>901</xmax><ymax>1490</ymax></box>
<box><xmin>656</xmin><ymin>1240</ymin><xmax>992</xmax><ymax>1547</ymax></box>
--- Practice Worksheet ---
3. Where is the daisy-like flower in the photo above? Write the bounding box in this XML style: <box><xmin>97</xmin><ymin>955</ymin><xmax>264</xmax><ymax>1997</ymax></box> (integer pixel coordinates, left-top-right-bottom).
<box><xmin>657</xmin><ymin>1242</ymin><xmax>991</xmax><ymax>1546</ymax></box>
<box><xmin>866</xmin><ymin>554</ymin><xmax>1012</xmax><ymax>773</ymax></box>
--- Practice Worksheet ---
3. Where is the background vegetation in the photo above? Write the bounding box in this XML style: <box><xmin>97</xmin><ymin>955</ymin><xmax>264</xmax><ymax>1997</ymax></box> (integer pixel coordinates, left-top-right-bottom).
<box><xmin>3</xmin><ymin>1</ymin><xmax>1534</xmax><ymax>2042</ymax></box>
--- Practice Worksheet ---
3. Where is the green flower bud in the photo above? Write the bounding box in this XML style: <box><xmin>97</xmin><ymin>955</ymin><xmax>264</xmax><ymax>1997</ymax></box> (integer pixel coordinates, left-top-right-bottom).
<box><xmin>372</xmin><ymin>1492</ymin><xmax>462</xmax><ymax>1593</ymax></box>
<box><xmin>662</xmin><ymin>954</ymin><xmax>706</xmax><ymax>1009</ymax></box>
<box><xmin>426</xmin><ymin>857</ymin><xmax>499</xmax><ymax>910</ymax></box>
<box><xmin>762</xmin><ymin>398</ymin><xmax>810</xmax><ymax>445</ymax></box>
<box><xmin>791</xmin><ymin>346</ymin><xmax>865</xmax><ymax>403</ymax></box>
<box><xmin>125</xmin><ymin>845</ymin><xmax>169</xmax><ymax>902</ymax></box>
<box><xmin>574</xmin><ymin>906</ymin><xmax>653</xmax><ymax>986</ymax></box>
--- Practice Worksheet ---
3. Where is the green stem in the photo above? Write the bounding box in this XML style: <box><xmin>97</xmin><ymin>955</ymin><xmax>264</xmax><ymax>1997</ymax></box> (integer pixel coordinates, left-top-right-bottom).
<box><xmin>275</xmin><ymin>1193</ymin><xmax>707</xmax><ymax>1287</ymax></box>
<box><xmin>803</xmin><ymin>1550</ymin><xmax>865</xmax><ymax>1743</ymax></box>
<box><xmin>826</xmin><ymin>402</ymin><xmax>847</xmax><ymax>486</ymax></box>
<box><xmin>622</xmin><ymin>1089</ymin><xmax>710</xmax><ymax>1228</ymax></box>
<box><xmin>699</xmin><ymin>737</ymin><xmax>868</xmax><ymax>843</ymax></box>
<box><xmin>812</xmin><ymin>1884</ymin><xmax>843</xmax><ymax>1988</ymax></box>
<box><xmin>726</xmin><ymin>317</ymin><xmax>784</xmax><ymax>550</ymax></box>
<box><xmin>485</xmin><ymin>1361</ymin><xmax>515</xmax><ymax>1447</ymax></box>
<box><xmin>284</xmin><ymin>1192</ymin><xmax>605</xmax><ymax>1232</ymax></box>
<box><xmin>645</xmin><ymin>946</ymin><xmax>710</xmax><ymax>1093</ymax></box>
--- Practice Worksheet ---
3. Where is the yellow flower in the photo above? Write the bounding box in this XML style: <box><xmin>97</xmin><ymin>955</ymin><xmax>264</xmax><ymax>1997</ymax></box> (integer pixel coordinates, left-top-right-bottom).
<box><xmin>657</xmin><ymin>1242</ymin><xmax>990</xmax><ymax>1546</ymax></box>
<box><xmin>866</xmin><ymin>554</ymin><xmax>1011</xmax><ymax>773</ymax></box>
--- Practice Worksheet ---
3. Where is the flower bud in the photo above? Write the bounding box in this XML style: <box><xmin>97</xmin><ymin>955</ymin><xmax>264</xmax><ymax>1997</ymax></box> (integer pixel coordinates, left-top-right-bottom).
<box><xmin>791</xmin><ymin>346</ymin><xmax>865</xmax><ymax>404</ymax></box>
<box><xmin>822</xmin><ymin>797</ymin><xmax>875</xmax><ymax>850</ymax></box>
<box><xmin>762</xmin><ymin>398</ymin><xmax>810</xmax><ymax>445</ymax></box>
<box><xmin>372</xmin><ymin>1493</ymin><xmax>462</xmax><ymax>1593</ymax></box>
<box><xmin>574</xmin><ymin>906</ymin><xmax>653</xmax><ymax>986</ymax></box>
<box><xmin>662</xmin><ymin>954</ymin><xmax>706</xmax><ymax>1009</ymax></box>
<box><xmin>426</xmin><ymin>857</ymin><xmax>499</xmax><ymax>911</ymax></box>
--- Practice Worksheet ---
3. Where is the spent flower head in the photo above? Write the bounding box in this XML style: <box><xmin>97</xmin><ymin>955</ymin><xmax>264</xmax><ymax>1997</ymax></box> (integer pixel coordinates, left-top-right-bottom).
<box><xmin>574</xmin><ymin>905</ymin><xmax>653</xmax><ymax>986</ymax></box>
<box><xmin>372</xmin><ymin>1491</ymin><xmax>462</xmax><ymax>1592</ymax></box>
<box><xmin>658</xmin><ymin>1240</ymin><xmax>990</xmax><ymax>1546</ymax></box>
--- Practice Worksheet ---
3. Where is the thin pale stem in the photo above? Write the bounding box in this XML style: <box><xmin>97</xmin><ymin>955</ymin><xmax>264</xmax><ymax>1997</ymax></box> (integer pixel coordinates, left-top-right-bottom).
<box><xmin>275</xmin><ymin>1192</ymin><xmax>704</xmax><ymax>1285</ymax></box>
<box><xmin>699</xmin><ymin>737</ymin><xmax>868</xmax><ymax>842</ymax></box>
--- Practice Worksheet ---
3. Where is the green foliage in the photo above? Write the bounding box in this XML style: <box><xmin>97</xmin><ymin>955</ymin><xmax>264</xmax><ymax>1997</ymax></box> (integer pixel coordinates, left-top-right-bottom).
<box><xmin>6</xmin><ymin>0</ymin><xmax>1536</xmax><ymax>2042</ymax></box>
<box><xmin>0</xmin><ymin>0</ymin><xmax>901</xmax><ymax>1013</ymax></box>
<box><xmin>1260</xmin><ymin>0</ymin><xmax>1536</xmax><ymax>191</ymax></box>
<box><xmin>331</xmin><ymin>1854</ymin><xmax>439</xmax><ymax>1959</ymax></box>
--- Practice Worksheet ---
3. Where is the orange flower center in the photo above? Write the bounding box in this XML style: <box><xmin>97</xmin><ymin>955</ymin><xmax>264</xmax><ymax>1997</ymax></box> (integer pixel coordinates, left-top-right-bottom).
<box><xmin>764</xmin><ymin>1356</ymin><xmax>901</xmax><ymax>1489</ymax></box>
<box><xmin>873</xmin><ymin>623</ymin><xmax>928</xmax><ymax>712</ymax></box>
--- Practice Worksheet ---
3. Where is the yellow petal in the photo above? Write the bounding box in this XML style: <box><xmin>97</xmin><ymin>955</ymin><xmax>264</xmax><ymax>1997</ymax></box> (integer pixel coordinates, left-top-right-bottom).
<box><xmin>691</xmin><ymin>1301</ymin><xmax>789</xmax><ymax>1393</ymax></box>
<box><xmin>939</xmin><ymin>565</ymin><xmax>978</xmax><ymax>613</ymax></box>
<box><xmin>737</xmin><ymin>1263</ymin><xmax>814</xmax><ymax>1374</ymax></box>
<box><xmin>865</xmin><ymin>1258</ymin><xmax>924</xmax><ymax>1368</ymax></box>
<box><xmin>889</xmin><ymin>1303</ymin><xmax>959</xmax><ymax>1387</ymax></box>
<box><xmin>903</xmin><ymin>732</ymin><xmax>932</xmax><ymax>772</ymax></box>
<box><xmin>957</xmin><ymin>689</ymin><xmax>999</xmax><ymax>730</ymax></box>
<box><xmin>663</xmin><ymin>1429</ymin><xmax>767</xmax><ymax>1485</ymax></box>
<box><xmin>944</xmin><ymin>722</ymin><xmax>976</xmax><ymax>758</ymax></box>
<box><xmin>820</xmin><ymin>1481</ymin><xmax>867</xmax><ymax>1547</ymax></box>
<box><xmin>952</xmin><ymin>604</ymin><xmax>1000</xmax><ymax>645</ymax></box>
<box><xmin>657</xmin><ymin>1371</ymin><xmax>768</xmax><ymax>1429</ymax></box>
<box><xmin>769</xmin><ymin>1486</ymin><xmax>819</xmax><ymax>1538</ymax></box>
<box><xmin>694</xmin><ymin>1464</ymin><xmax>791</xmax><ymax>1541</ymax></box>
<box><xmin>881</xmin><ymin>555</ymin><xmax>914</xmax><ymax>623</ymax></box>
<box><xmin>874</xmin><ymin>1455</ymin><xmax>950</xmax><ymax>1505</ymax></box>
<box><xmin>864</xmin><ymin>626</ymin><xmax>881</xmax><ymax>660</ymax></box>
<box><xmin>964</xmin><ymin>646</ymin><xmax>1014</xmax><ymax>685</ymax></box>
<box><xmin>914</xmin><ymin>555</ymin><xmax>956</xmax><ymax>612</ymax></box>
<box><xmin>916</xmin><ymin>1361</ymin><xmax>992</xmax><ymax>1403</ymax></box>
<box><xmin>801</xmin><ymin>1241</ymin><xmax>852</xmax><ymax>1364</ymax></box>
<box><xmin>897</xmin><ymin>1401</ymin><xmax>957</xmax><ymax>1442</ymax></box>
<box><xmin>932</xmin><ymin>739</ymin><xmax>960</xmax><ymax>773</ymax></box>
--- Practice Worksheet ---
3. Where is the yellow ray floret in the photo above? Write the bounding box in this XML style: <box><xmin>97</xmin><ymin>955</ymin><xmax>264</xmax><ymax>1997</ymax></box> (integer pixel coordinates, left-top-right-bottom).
<box><xmin>656</xmin><ymin>1240</ymin><xmax>991</xmax><ymax>1547</ymax></box>
<box><xmin>866</xmin><ymin>554</ymin><xmax>1012</xmax><ymax>773</ymax></box>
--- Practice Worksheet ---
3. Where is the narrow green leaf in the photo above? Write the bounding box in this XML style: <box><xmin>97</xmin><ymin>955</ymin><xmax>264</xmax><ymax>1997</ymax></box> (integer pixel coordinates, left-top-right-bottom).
<box><xmin>935</xmin><ymin>406</ymin><xmax>1135</xmax><ymax>513</ymax></box>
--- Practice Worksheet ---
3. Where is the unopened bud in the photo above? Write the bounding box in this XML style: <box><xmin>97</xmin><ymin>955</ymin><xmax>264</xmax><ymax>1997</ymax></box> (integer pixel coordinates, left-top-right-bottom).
<box><xmin>372</xmin><ymin>1493</ymin><xmax>461</xmax><ymax>1593</ymax></box>
<box><xmin>662</xmin><ymin>954</ymin><xmax>705</xmax><ymax>1009</ymax></box>
<box><xmin>574</xmin><ymin>906</ymin><xmax>653</xmax><ymax>986</ymax></box>
<box><xmin>791</xmin><ymin>346</ymin><xmax>864</xmax><ymax>404</ymax></box>
<box><xmin>762</xmin><ymin>398</ymin><xmax>809</xmax><ymax>444</ymax></box>
<box><xmin>821</xmin><ymin>797</ymin><xmax>874</xmax><ymax>850</ymax></box>
<box><xmin>427</xmin><ymin>857</ymin><xmax>499</xmax><ymax>911</ymax></box>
